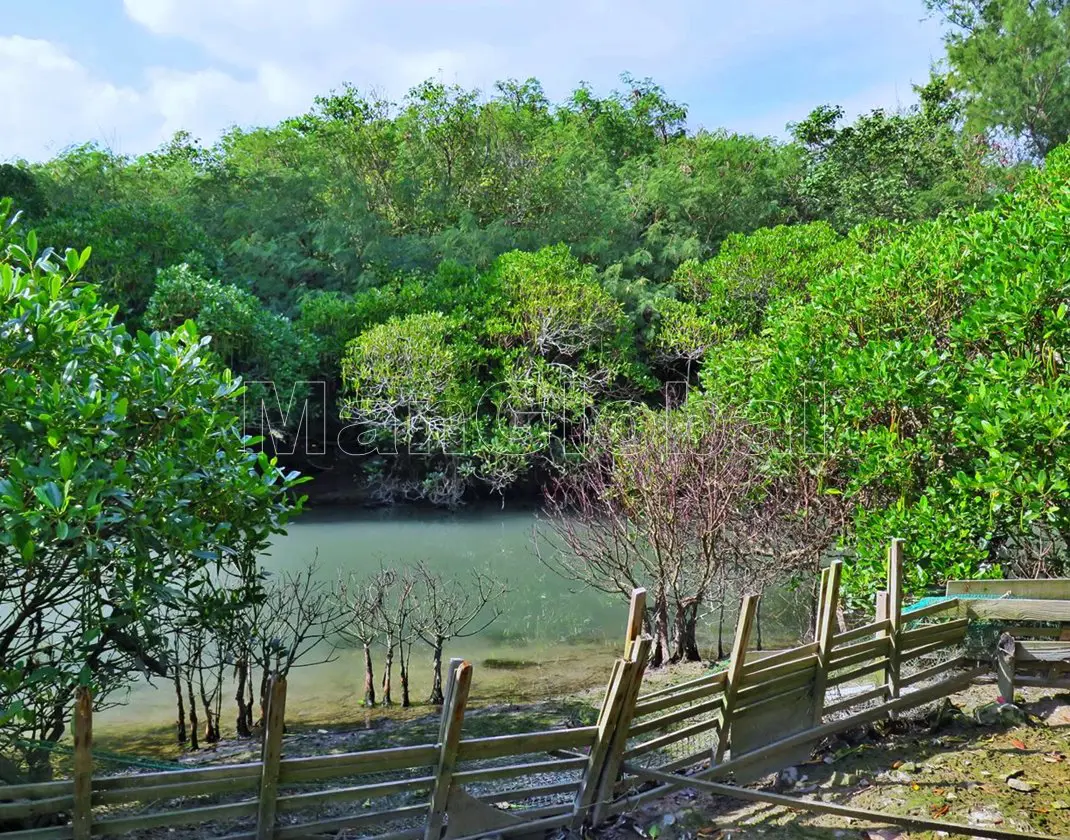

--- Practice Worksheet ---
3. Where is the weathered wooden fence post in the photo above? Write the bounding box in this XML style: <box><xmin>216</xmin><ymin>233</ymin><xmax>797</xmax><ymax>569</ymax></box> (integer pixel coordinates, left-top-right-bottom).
<box><xmin>424</xmin><ymin>660</ymin><xmax>472</xmax><ymax>840</ymax></box>
<box><xmin>713</xmin><ymin>593</ymin><xmax>758</xmax><ymax>764</ymax></box>
<box><xmin>812</xmin><ymin>561</ymin><xmax>843</xmax><ymax>724</ymax></box>
<box><xmin>887</xmin><ymin>539</ymin><xmax>905</xmax><ymax>711</ymax></box>
<box><xmin>572</xmin><ymin>588</ymin><xmax>650</xmax><ymax>829</ymax></box>
<box><xmin>874</xmin><ymin>588</ymin><xmax>890</xmax><ymax>690</ymax></box>
<box><xmin>255</xmin><ymin>674</ymin><xmax>287</xmax><ymax>840</ymax></box>
<box><xmin>813</xmin><ymin>568</ymin><xmax>830</xmax><ymax>643</ymax></box>
<box><xmin>996</xmin><ymin>632</ymin><xmax>1017</xmax><ymax>703</ymax></box>
<box><xmin>436</xmin><ymin>657</ymin><xmax>464</xmax><ymax>744</ymax></box>
<box><xmin>72</xmin><ymin>686</ymin><xmax>93</xmax><ymax>840</ymax></box>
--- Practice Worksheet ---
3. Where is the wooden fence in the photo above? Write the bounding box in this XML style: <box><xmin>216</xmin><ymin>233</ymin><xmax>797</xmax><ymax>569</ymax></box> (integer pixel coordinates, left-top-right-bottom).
<box><xmin>2</xmin><ymin>539</ymin><xmax>1067</xmax><ymax>840</ymax></box>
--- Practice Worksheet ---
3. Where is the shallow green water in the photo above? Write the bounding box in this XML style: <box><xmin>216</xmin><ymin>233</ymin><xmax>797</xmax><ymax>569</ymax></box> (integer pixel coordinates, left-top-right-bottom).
<box><xmin>98</xmin><ymin>506</ymin><xmax>808</xmax><ymax>735</ymax></box>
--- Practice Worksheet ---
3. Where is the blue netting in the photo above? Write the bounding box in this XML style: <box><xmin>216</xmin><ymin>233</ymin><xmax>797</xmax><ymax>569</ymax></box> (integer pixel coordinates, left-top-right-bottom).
<box><xmin>903</xmin><ymin>593</ymin><xmax>1022</xmax><ymax>615</ymax></box>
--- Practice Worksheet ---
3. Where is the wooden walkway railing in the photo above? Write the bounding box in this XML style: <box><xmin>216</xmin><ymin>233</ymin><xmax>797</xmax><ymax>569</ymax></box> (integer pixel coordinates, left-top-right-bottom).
<box><xmin>2</xmin><ymin>539</ymin><xmax>1067</xmax><ymax>840</ymax></box>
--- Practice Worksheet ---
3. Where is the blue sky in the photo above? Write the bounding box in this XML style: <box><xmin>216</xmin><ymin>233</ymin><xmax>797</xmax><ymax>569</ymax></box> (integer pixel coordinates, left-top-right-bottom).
<box><xmin>0</xmin><ymin>1</ymin><xmax>948</xmax><ymax>162</ymax></box>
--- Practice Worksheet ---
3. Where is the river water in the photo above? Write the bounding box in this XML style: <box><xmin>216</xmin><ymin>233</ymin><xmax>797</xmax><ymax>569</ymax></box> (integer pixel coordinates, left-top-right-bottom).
<box><xmin>97</xmin><ymin>507</ymin><xmax>809</xmax><ymax>737</ymax></box>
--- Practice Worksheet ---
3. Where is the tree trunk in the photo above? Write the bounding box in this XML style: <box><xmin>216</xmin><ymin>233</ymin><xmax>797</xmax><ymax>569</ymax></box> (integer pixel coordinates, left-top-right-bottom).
<box><xmin>173</xmin><ymin>661</ymin><xmax>187</xmax><ymax>746</ymax></box>
<box><xmin>755</xmin><ymin>595</ymin><xmax>763</xmax><ymax>651</ymax></box>
<box><xmin>246</xmin><ymin>668</ymin><xmax>255</xmax><ymax>732</ymax></box>
<box><xmin>362</xmin><ymin>643</ymin><xmax>376</xmax><ymax>707</ymax></box>
<box><xmin>198</xmin><ymin>665</ymin><xmax>219</xmax><ymax>743</ymax></box>
<box><xmin>717</xmin><ymin>600</ymin><xmax>726</xmax><ymax>661</ymax></box>
<box><xmin>400</xmin><ymin>642</ymin><xmax>412</xmax><ymax>708</ymax></box>
<box><xmin>676</xmin><ymin>598</ymin><xmax>701</xmax><ymax>662</ymax></box>
<box><xmin>186</xmin><ymin>673</ymin><xmax>199</xmax><ymax>751</ymax></box>
<box><xmin>235</xmin><ymin>657</ymin><xmax>251</xmax><ymax>738</ymax></box>
<box><xmin>428</xmin><ymin>636</ymin><xmax>445</xmax><ymax>704</ymax></box>
<box><xmin>257</xmin><ymin>667</ymin><xmax>269</xmax><ymax>729</ymax></box>
<box><xmin>382</xmin><ymin>644</ymin><xmax>394</xmax><ymax>706</ymax></box>
<box><xmin>650</xmin><ymin>594</ymin><xmax>672</xmax><ymax>668</ymax></box>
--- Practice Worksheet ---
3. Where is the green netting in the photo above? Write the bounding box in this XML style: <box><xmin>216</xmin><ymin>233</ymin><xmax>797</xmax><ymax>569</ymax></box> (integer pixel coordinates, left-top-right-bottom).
<box><xmin>16</xmin><ymin>738</ymin><xmax>184</xmax><ymax>771</ymax></box>
<box><xmin>903</xmin><ymin>593</ymin><xmax>1023</xmax><ymax>615</ymax></box>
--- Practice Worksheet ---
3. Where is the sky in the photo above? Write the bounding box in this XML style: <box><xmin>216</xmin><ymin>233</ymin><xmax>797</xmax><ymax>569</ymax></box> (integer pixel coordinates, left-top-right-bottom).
<box><xmin>0</xmin><ymin>0</ymin><xmax>949</xmax><ymax>163</ymax></box>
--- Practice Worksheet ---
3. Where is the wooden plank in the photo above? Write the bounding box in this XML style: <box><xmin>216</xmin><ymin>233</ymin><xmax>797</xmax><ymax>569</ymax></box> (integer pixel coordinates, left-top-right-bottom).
<box><xmin>825</xmin><ymin>658</ymin><xmax>889</xmax><ymax>689</ymax></box>
<box><xmin>571</xmin><ymin>658</ymin><xmax>628</xmax><ymax>830</ymax></box>
<box><xmin>997</xmin><ymin>633</ymin><xmax>1016</xmax><ymax>703</ymax></box>
<box><xmin>0</xmin><ymin>780</ymin><xmax>71</xmax><ymax>801</ymax></box>
<box><xmin>730</xmin><ymin>685</ymin><xmax>812</xmax><ymax>783</ymax></box>
<box><xmin>831</xmin><ymin>618</ymin><xmax>890</xmax><ymax>646</ymax></box>
<box><xmin>899</xmin><ymin>618</ymin><xmax>970</xmax><ymax>650</ymax></box>
<box><xmin>255</xmin><ymin>675</ymin><xmax>287</xmax><ymax>840</ymax></box>
<box><xmin>829</xmin><ymin>635</ymin><xmax>889</xmax><ymax>667</ymax></box>
<box><xmin>887</xmin><ymin>539</ymin><xmax>905</xmax><ymax>704</ymax></box>
<box><xmin>456</xmin><ymin>727</ymin><xmax>597</xmax><ymax>762</ymax></box>
<box><xmin>903</xmin><ymin>598</ymin><xmax>960</xmax><ymax>623</ymax></box>
<box><xmin>0</xmin><ymin>825</ymin><xmax>74</xmax><ymax>840</ymax></box>
<box><xmin>273</xmin><ymin>804</ymin><xmax>428</xmax><ymax>840</ymax></box>
<box><xmin>635</xmin><ymin>669</ymin><xmax>727</xmax><ymax>705</ymax></box>
<box><xmin>624</xmin><ymin>587</ymin><xmax>647</xmax><ymax>658</ymax></box>
<box><xmin>424</xmin><ymin>660</ymin><xmax>472</xmax><ymax>840</ymax></box>
<box><xmin>623</xmin><ymin>710</ymin><xmax>722</xmax><ymax>760</ymax></box>
<box><xmin>900</xmin><ymin>655</ymin><xmax>967</xmax><ymax>690</ymax></box>
<box><xmin>91</xmin><ymin>799</ymin><xmax>260</xmax><ymax>835</ymax></box>
<box><xmin>713</xmin><ymin>594</ymin><xmax>758</xmax><ymax>764</ymax></box>
<box><xmin>948</xmin><ymin>578</ymin><xmax>1070</xmax><ymax>599</ymax></box>
<box><xmin>1015</xmin><ymin>641</ymin><xmax>1070</xmax><ymax>662</ymax></box>
<box><xmin>590</xmin><ymin>636</ymin><xmax>652</xmax><ymax>825</ymax></box>
<box><xmin>966</xmin><ymin>599</ymin><xmax>1070</xmax><ymax>622</ymax></box>
<box><xmin>740</xmin><ymin>643</ymin><xmax>819</xmax><ymax>675</ymax></box>
<box><xmin>437</xmin><ymin>658</ymin><xmax>464</xmax><ymax>744</ymax></box>
<box><xmin>813</xmin><ymin>559</ymin><xmax>843</xmax><ymax>724</ymax></box>
<box><xmin>824</xmin><ymin>685</ymin><xmax>888</xmax><ymax>715</ymax></box>
<box><xmin>735</xmin><ymin>668</ymin><xmax>815</xmax><ymax>709</ymax></box>
<box><xmin>452</xmin><ymin>757</ymin><xmax>586</xmax><ymax>785</ymax></box>
<box><xmin>94</xmin><ymin>762</ymin><xmax>262</xmax><ymax>791</ymax></box>
<box><xmin>476</xmin><ymin>780</ymin><xmax>579</xmax><ymax>804</ymax></box>
<box><xmin>278</xmin><ymin>744</ymin><xmax>438</xmax><ymax>782</ymax></box>
<box><xmin>275</xmin><ymin>775</ymin><xmax>436</xmax><ymax>812</ymax></box>
<box><xmin>902</xmin><ymin>637</ymin><xmax>963</xmax><ymax>664</ymax></box>
<box><xmin>633</xmin><ymin>676</ymin><xmax>725</xmax><ymax>716</ymax></box>
<box><xmin>874</xmin><ymin>589</ymin><xmax>889</xmax><ymax>692</ymax></box>
<box><xmin>71</xmin><ymin>686</ymin><xmax>92</xmax><ymax>840</ymax></box>
<box><xmin>625</xmin><ymin>765</ymin><xmax>1054</xmax><ymax>840</ymax></box>
<box><xmin>0</xmin><ymin>795</ymin><xmax>75</xmax><ymax>822</ymax></box>
<box><xmin>629</xmin><ymin>696</ymin><xmax>723</xmax><ymax>738</ymax></box>
<box><xmin>93</xmin><ymin>774</ymin><xmax>260</xmax><ymax>806</ymax></box>
<box><xmin>740</xmin><ymin>652</ymin><xmax>818</xmax><ymax>686</ymax></box>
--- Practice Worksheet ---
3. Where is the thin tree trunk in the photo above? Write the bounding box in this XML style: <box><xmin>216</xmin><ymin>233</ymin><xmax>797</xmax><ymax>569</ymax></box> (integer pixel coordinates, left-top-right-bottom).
<box><xmin>400</xmin><ymin>642</ymin><xmax>412</xmax><ymax>708</ymax></box>
<box><xmin>382</xmin><ymin>644</ymin><xmax>394</xmax><ymax>706</ymax></box>
<box><xmin>362</xmin><ymin>643</ymin><xmax>376</xmax><ymax>707</ymax></box>
<box><xmin>174</xmin><ymin>660</ymin><xmax>187</xmax><ymax>746</ymax></box>
<box><xmin>429</xmin><ymin>637</ymin><xmax>445</xmax><ymax>704</ymax></box>
<box><xmin>650</xmin><ymin>594</ymin><xmax>671</xmax><ymax>668</ymax></box>
<box><xmin>186</xmin><ymin>673</ymin><xmax>199</xmax><ymax>751</ymax></box>
<box><xmin>717</xmin><ymin>600</ymin><xmax>726</xmax><ymax>661</ymax></box>
<box><xmin>246</xmin><ymin>667</ymin><xmax>255</xmax><ymax>732</ymax></box>
<box><xmin>755</xmin><ymin>595</ymin><xmax>763</xmax><ymax>651</ymax></box>
<box><xmin>235</xmin><ymin>656</ymin><xmax>250</xmax><ymax>738</ymax></box>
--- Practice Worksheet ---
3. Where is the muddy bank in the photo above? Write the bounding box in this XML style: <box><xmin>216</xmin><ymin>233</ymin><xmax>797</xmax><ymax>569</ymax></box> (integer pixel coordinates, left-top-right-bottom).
<box><xmin>601</xmin><ymin>684</ymin><xmax>1070</xmax><ymax>839</ymax></box>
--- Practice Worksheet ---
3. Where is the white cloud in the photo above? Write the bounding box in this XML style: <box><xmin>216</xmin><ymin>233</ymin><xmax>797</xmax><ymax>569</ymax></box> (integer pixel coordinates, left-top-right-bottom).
<box><xmin>0</xmin><ymin>36</ymin><xmax>147</xmax><ymax>160</ymax></box>
<box><xmin>1</xmin><ymin>1</ymin><xmax>948</xmax><ymax>161</ymax></box>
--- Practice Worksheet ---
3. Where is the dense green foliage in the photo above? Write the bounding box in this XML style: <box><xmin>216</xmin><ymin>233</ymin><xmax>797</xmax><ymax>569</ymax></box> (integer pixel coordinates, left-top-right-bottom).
<box><xmin>1</xmin><ymin>48</ymin><xmax>1066</xmax><ymax>609</ymax></box>
<box><xmin>929</xmin><ymin>0</ymin><xmax>1070</xmax><ymax>158</ymax></box>
<box><xmin>698</xmin><ymin>149</ymin><xmax>1070</xmax><ymax>603</ymax></box>
<box><xmin>0</xmin><ymin>202</ymin><xmax>305</xmax><ymax>779</ymax></box>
